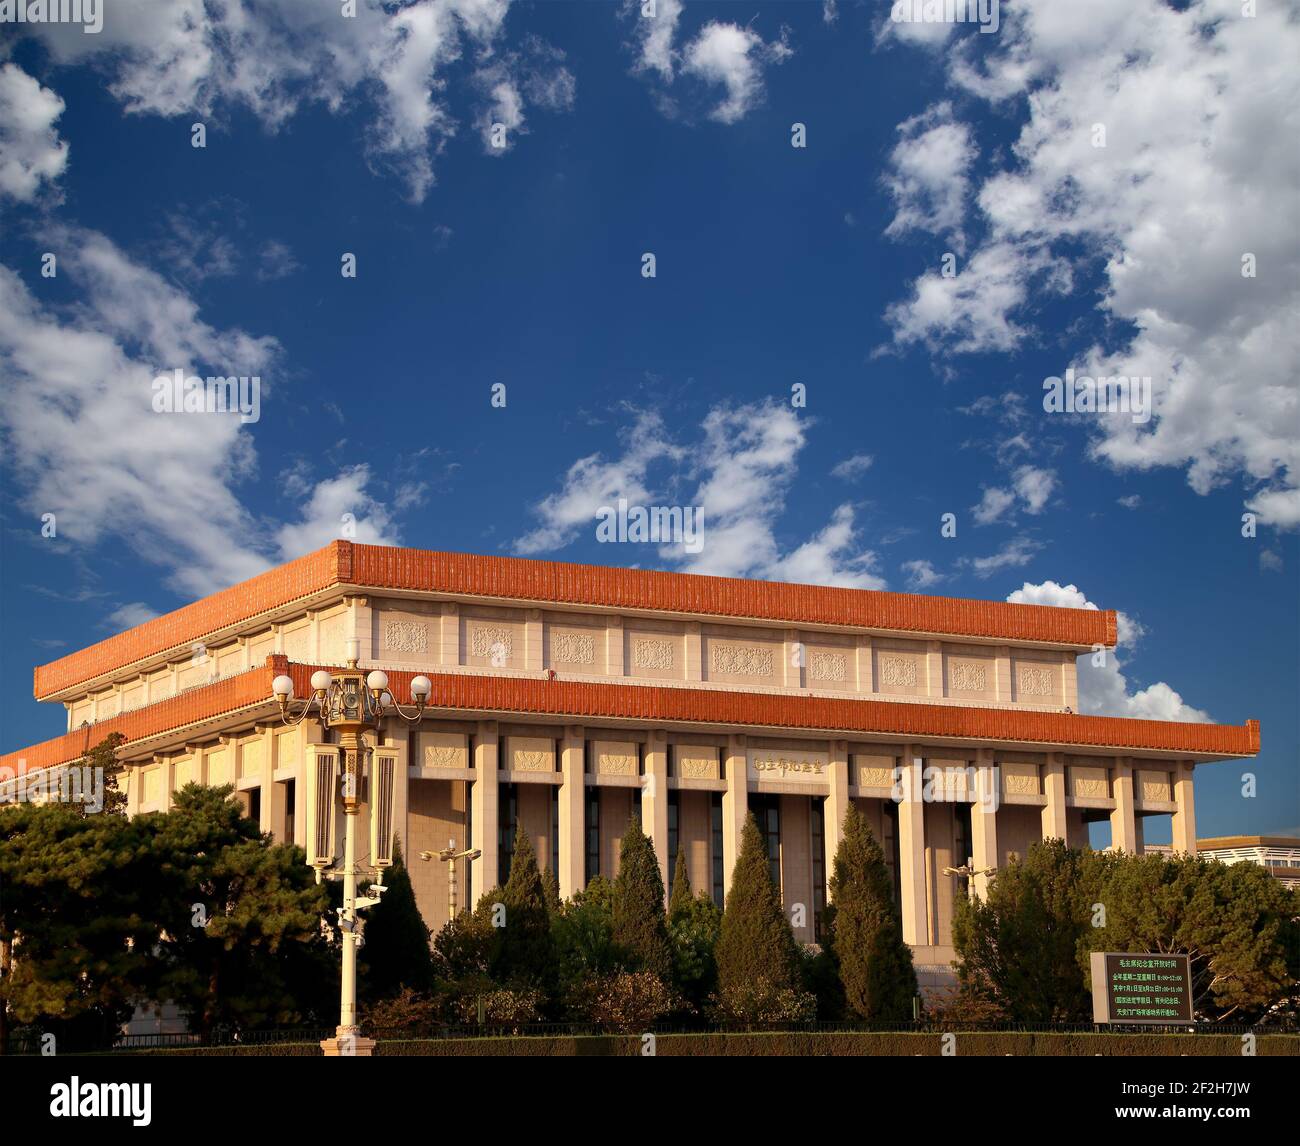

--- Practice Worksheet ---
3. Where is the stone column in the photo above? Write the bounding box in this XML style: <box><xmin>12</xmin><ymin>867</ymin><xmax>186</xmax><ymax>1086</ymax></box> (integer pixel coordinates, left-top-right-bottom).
<box><xmin>722</xmin><ymin>734</ymin><xmax>749</xmax><ymax>897</ymax></box>
<box><xmin>525</xmin><ymin>609</ymin><xmax>544</xmax><ymax>671</ymax></box>
<box><xmin>471</xmin><ymin>722</ymin><xmax>499</xmax><ymax>900</ymax></box>
<box><xmin>1110</xmin><ymin>757</ymin><xmax>1137</xmax><ymax>853</ymax></box>
<box><xmin>684</xmin><ymin>622</ymin><xmax>703</xmax><ymax>681</ymax></box>
<box><xmin>1172</xmin><ymin>761</ymin><xmax>1197</xmax><ymax>855</ymax></box>
<box><xmin>897</xmin><ymin>748</ymin><xmax>929</xmax><ymax>946</ymax></box>
<box><xmin>439</xmin><ymin>603</ymin><xmax>459</xmax><ymax>667</ymax></box>
<box><xmin>1042</xmin><ymin>752</ymin><xmax>1067</xmax><ymax>841</ymax></box>
<box><xmin>558</xmin><ymin>726</ymin><xmax>585</xmax><ymax>899</ymax></box>
<box><xmin>389</xmin><ymin>723</ymin><xmax>411</xmax><ymax>862</ymax></box>
<box><xmin>643</xmin><ymin>730</ymin><xmax>670</xmax><ymax>901</ymax></box>
<box><xmin>970</xmin><ymin>748</ymin><xmax>998</xmax><ymax>900</ymax></box>
<box><xmin>824</xmin><ymin>740</ymin><xmax>849</xmax><ymax>901</ymax></box>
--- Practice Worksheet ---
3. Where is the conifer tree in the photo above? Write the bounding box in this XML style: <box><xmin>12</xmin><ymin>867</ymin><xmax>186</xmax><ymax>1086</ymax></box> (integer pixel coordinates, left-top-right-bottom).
<box><xmin>827</xmin><ymin>805</ymin><xmax>917</xmax><ymax>1020</ymax></box>
<box><xmin>715</xmin><ymin>814</ymin><xmax>800</xmax><ymax>996</ymax></box>
<box><xmin>668</xmin><ymin>845</ymin><xmax>693</xmax><ymax>922</ymax></box>
<box><xmin>492</xmin><ymin>824</ymin><xmax>553</xmax><ymax>987</ymax></box>
<box><xmin>611</xmin><ymin>818</ymin><xmax>672</xmax><ymax>980</ymax></box>
<box><xmin>358</xmin><ymin>838</ymin><xmax>433</xmax><ymax>1000</ymax></box>
<box><xmin>541</xmin><ymin>865</ymin><xmax>561</xmax><ymax>918</ymax></box>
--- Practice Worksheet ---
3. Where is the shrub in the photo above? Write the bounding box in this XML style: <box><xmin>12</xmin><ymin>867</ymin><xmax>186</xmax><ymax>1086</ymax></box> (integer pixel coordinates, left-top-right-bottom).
<box><xmin>585</xmin><ymin>970</ymin><xmax>676</xmax><ymax>1032</ymax></box>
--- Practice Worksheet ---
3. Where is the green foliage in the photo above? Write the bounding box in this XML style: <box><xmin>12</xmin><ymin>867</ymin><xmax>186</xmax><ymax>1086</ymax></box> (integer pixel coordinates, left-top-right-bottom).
<box><xmin>541</xmin><ymin>865</ymin><xmax>561</xmax><ymax>917</ymax></box>
<box><xmin>0</xmin><ymin>801</ymin><xmax>156</xmax><ymax>1048</ymax></box>
<box><xmin>143</xmin><ymin>784</ymin><xmax>333</xmax><ymax>1035</ymax></box>
<box><xmin>552</xmin><ymin>876</ymin><xmax>622</xmax><ymax>1011</ymax></box>
<box><xmin>827</xmin><ymin>805</ymin><xmax>917</xmax><ymax>1020</ymax></box>
<box><xmin>715</xmin><ymin>814</ymin><xmax>801</xmax><ymax>1011</ymax></box>
<box><xmin>1083</xmin><ymin>851</ymin><xmax>1300</xmax><ymax>1022</ymax></box>
<box><xmin>668</xmin><ymin>846</ymin><xmax>693</xmax><ymax>919</ymax></box>
<box><xmin>611</xmin><ymin>817</ymin><xmax>672</xmax><ymax>979</ymax></box>
<box><xmin>358</xmin><ymin>838</ymin><xmax>433</xmax><ymax>1000</ymax></box>
<box><xmin>952</xmin><ymin>838</ymin><xmax>1092</xmax><ymax>1023</ymax></box>
<box><xmin>432</xmin><ymin>891</ymin><xmax>499</xmax><ymax>980</ymax></box>
<box><xmin>78</xmin><ymin>732</ymin><xmax>129</xmax><ymax>818</ymax></box>
<box><xmin>492</xmin><ymin>825</ymin><xmax>553</xmax><ymax>987</ymax></box>
<box><xmin>585</xmin><ymin>970</ymin><xmax>676</xmax><ymax>1032</ymax></box>
<box><xmin>954</xmin><ymin>841</ymin><xmax>1300</xmax><ymax>1025</ymax></box>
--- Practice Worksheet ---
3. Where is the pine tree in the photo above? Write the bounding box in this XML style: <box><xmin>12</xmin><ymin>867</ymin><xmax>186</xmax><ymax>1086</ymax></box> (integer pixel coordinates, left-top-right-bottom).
<box><xmin>715</xmin><ymin>814</ymin><xmax>800</xmax><ymax>996</ymax></box>
<box><xmin>77</xmin><ymin>732</ymin><xmax>128</xmax><ymax>818</ymax></box>
<box><xmin>541</xmin><ymin>865</ymin><xmax>561</xmax><ymax>918</ymax></box>
<box><xmin>668</xmin><ymin>845</ymin><xmax>693</xmax><ymax>922</ymax></box>
<box><xmin>358</xmin><ymin>838</ymin><xmax>433</xmax><ymax>1000</ymax></box>
<box><xmin>492</xmin><ymin>823</ymin><xmax>553</xmax><ymax>987</ymax></box>
<box><xmin>611</xmin><ymin>818</ymin><xmax>672</xmax><ymax>980</ymax></box>
<box><xmin>827</xmin><ymin>805</ymin><xmax>917</xmax><ymax>1020</ymax></box>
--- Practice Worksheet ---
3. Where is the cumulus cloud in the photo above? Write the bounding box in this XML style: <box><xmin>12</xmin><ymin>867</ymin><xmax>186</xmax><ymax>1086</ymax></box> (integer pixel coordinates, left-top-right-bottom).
<box><xmin>0</xmin><ymin>228</ymin><xmax>400</xmax><ymax>598</ymax></box>
<box><xmin>626</xmin><ymin>3</ymin><xmax>791</xmax><ymax>124</ymax></box>
<box><xmin>883</xmin><ymin>0</ymin><xmax>1300</xmax><ymax>527</ymax></box>
<box><xmin>1006</xmin><ymin>579</ymin><xmax>1210</xmax><ymax>722</ymax></box>
<box><xmin>883</xmin><ymin>102</ymin><xmax>975</xmax><ymax>251</ymax></box>
<box><xmin>516</xmin><ymin>401</ymin><xmax>885</xmax><ymax>589</ymax></box>
<box><xmin>901</xmin><ymin>558</ymin><xmax>943</xmax><ymax>589</ymax></box>
<box><xmin>0</xmin><ymin>63</ymin><xmax>69</xmax><ymax>203</ymax></box>
<box><xmin>22</xmin><ymin>0</ymin><xmax>571</xmax><ymax>203</ymax></box>
<box><xmin>681</xmin><ymin>21</ymin><xmax>791</xmax><ymax>124</ymax></box>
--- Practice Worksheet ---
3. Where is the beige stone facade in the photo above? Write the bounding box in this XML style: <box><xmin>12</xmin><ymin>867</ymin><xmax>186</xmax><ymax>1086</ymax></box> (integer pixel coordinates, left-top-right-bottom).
<box><xmin>3</xmin><ymin>543</ymin><xmax>1257</xmax><ymax>965</ymax></box>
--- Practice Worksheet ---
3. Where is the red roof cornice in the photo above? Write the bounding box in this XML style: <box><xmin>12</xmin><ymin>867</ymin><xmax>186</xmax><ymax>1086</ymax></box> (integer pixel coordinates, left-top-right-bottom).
<box><xmin>32</xmin><ymin>542</ymin><xmax>1118</xmax><ymax>700</ymax></box>
<box><xmin>2</xmin><ymin>658</ymin><xmax>1258</xmax><ymax>778</ymax></box>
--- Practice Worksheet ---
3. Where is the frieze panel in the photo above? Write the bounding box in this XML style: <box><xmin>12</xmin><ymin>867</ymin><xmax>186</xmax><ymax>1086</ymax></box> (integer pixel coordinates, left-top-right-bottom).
<box><xmin>950</xmin><ymin>660</ymin><xmax>987</xmax><ymax>693</ymax></box>
<box><xmin>385</xmin><ymin>619</ymin><xmax>429</xmax><ymax>655</ymax></box>
<box><xmin>470</xmin><ymin>625</ymin><xmax>514</xmax><ymax>661</ymax></box>
<box><xmin>808</xmin><ymin>651</ymin><xmax>847</xmax><ymax>682</ymax></box>
<box><xmin>711</xmin><ymin>643</ymin><xmax>774</xmax><ymax>677</ymax></box>
<box><xmin>552</xmin><ymin>631</ymin><xmax>596</xmax><ymax>666</ymax></box>
<box><xmin>632</xmin><ymin>638</ymin><xmax>674</xmax><ymax>671</ymax></box>
<box><xmin>879</xmin><ymin>655</ymin><xmax>918</xmax><ymax>688</ymax></box>
<box><xmin>1018</xmin><ymin>665</ymin><xmax>1054</xmax><ymax>697</ymax></box>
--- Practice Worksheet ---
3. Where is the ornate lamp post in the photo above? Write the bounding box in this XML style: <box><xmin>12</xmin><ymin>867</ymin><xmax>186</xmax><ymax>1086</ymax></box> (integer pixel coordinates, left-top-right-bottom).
<box><xmin>271</xmin><ymin>640</ymin><xmax>432</xmax><ymax>1057</ymax></box>
<box><xmin>420</xmin><ymin>840</ymin><xmax>481</xmax><ymax>921</ymax></box>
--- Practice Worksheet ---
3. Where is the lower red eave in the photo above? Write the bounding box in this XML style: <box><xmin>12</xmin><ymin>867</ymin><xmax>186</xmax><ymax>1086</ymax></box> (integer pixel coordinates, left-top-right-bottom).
<box><xmin>0</xmin><ymin>656</ymin><xmax>1261</xmax><ymax>777</ymax></box>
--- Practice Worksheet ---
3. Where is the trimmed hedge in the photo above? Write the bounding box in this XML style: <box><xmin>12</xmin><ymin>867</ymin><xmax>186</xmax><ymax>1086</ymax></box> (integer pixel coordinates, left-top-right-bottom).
<box><xmin>121</xmin><ymin>1031</ymin><xmax>1300</xmax><ymax>1056</ymax></box>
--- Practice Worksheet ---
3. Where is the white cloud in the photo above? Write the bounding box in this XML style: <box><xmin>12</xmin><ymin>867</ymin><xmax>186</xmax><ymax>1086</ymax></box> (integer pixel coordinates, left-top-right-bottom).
<box><xmin>23</xmin><ymin>0</ymin><xmax>569</xmax><ymax>203</ymax></box>
<box><xmin>0</xmin><ymin>228</ymin><xmax>399</xmax><ymax>599</ymax></box>
<box><xmin>1012</xmin><ymin>465</ymin><xmax>1055</xmax><ymax>514</ymax></box>
<box><xmin>884</xmin><ymin>0</ymin><xmax>1300</xmax><ymax>528</ymax></box>
<box><xmin>105</xmin><ymin>602</ymin><xmax>161</xmax><ymax>630</ymax></box>
<box><xmin>1007</xmin><ymin>579</ymin><xmax>1209</xmax><ymax>722</ymax></box>
<box><xmin>831</xmin><ymin>453</ymin><xmax>874</xmax><ymax>481</ymax></box>
<box><xmin>681</xmin><ymin>21</ymin><xmax>791</xmax><ymax>124</ymax></box>
<box><xmin>883</xmin><ymin>102</ymin><xmax>975</xmax><ymax>251</ymax></box>
<box><xmin>0</xmin><ymin>63</ymin><xmax>69</xmax><ymax>203</ymax></box>
<box><xmin>965</xmin><ymin>536</ymin><xmax>1041</xmax><ymax>578</ymax></box>
<box><xmin>901</xmin><ymin>558</ymin><xmax>943</xmax><ymax>589</ymax></box>
<box><xmin>274</xmin><ymin>465</ymin><xmax>400</xmax><ymax>558</ymax></box>
<box><xmin>629</xmin><ymin>0</ymin><xmax>684</xmax><ymax>81</ymax></box>
<box><xmin>822</xmin><ymin>1</ymin><xmax>838</xmax><ymax>25</ymax></box>
<box><xmin>971</xmin><ymin>486</ymin><xmax>1016</xmax><ymax>526</ymax></box>
<box><xmin>515</xmin><ymin>401</ymin><xmax>885</xmax><ymax>589</ymax></box>
<box><xmin>514</xmin><ymin>409</ymin><xmax>682</xmax><ymax>554</ymax></box>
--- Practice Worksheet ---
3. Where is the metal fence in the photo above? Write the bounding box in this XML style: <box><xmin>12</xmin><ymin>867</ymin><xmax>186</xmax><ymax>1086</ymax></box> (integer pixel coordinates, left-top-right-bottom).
<box><xmin>5</xmin><ymin>1017</ymin><xmax>1295</xmax><ymax>1055</ymax></box>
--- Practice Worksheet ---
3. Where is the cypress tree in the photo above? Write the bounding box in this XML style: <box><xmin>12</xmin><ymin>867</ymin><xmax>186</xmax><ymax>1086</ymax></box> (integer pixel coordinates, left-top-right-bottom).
<box><xmin>827</xmin><ymin>805</ymin><xmax>917</xmax><ymax>1020</ymax></box>
<box><xmin>541</xmin><ymin>865</ymin><xmax>561</xmax><ymax>917</ymax></box>
<box><xmin>668</xmin><ymin>845</ymin><xmax>693</xmax><ymax>922</ymax></box>
<box><xmin>715</xmin><ymin>814</ymin><xmax>800</xmax><ymax>995</ymax></box>
<box><xmin>611</xmin><ymin>818</ymin><xmax>672</xmax><ymax>980</ymax></box>
<box><xmin>358</xmin><ymin>838</ymin><xmax>433</xmax><ymax>1000</ymax></box>
<box><xmin>492</xmin><ymin>824</ymin><xmax>553</xmax><ymax>986</ymax></box>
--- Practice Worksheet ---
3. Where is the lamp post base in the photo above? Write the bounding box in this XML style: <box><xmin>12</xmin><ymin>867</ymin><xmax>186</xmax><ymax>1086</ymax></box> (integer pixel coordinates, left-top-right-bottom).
<box><xmin>320</xmin><ymin>1027</ymin><xmax>376</xmax><ymax>1057</ymax></box>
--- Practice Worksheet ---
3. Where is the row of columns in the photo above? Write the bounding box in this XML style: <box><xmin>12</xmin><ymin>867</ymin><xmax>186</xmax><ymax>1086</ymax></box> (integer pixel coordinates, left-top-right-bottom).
<box><xmin>441</xmin><ymin>725</ymin><xmax>1197</xmax><ymax>945</ymax></box>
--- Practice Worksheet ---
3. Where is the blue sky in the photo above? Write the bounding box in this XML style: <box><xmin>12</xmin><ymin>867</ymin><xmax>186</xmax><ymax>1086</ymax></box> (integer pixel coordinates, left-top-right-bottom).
<box><xmin>0</xmin><ymin>1</ymin><xmax>1296</xmax><ymax>840</ymax></box>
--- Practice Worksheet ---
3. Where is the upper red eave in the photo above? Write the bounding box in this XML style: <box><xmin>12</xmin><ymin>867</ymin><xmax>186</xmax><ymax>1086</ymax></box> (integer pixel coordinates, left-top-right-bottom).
<box><xmin>32</xmin><ymin>541</ymin><xmax>1118</xmax><ymax>700</ymax></box>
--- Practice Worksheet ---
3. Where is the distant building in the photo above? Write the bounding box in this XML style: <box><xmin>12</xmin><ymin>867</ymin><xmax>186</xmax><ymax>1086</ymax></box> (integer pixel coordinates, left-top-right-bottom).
<box><xmin>1197</xmin><ymin>836</ymin><xmax>1300</xmax><ymax>888</ymax></box>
